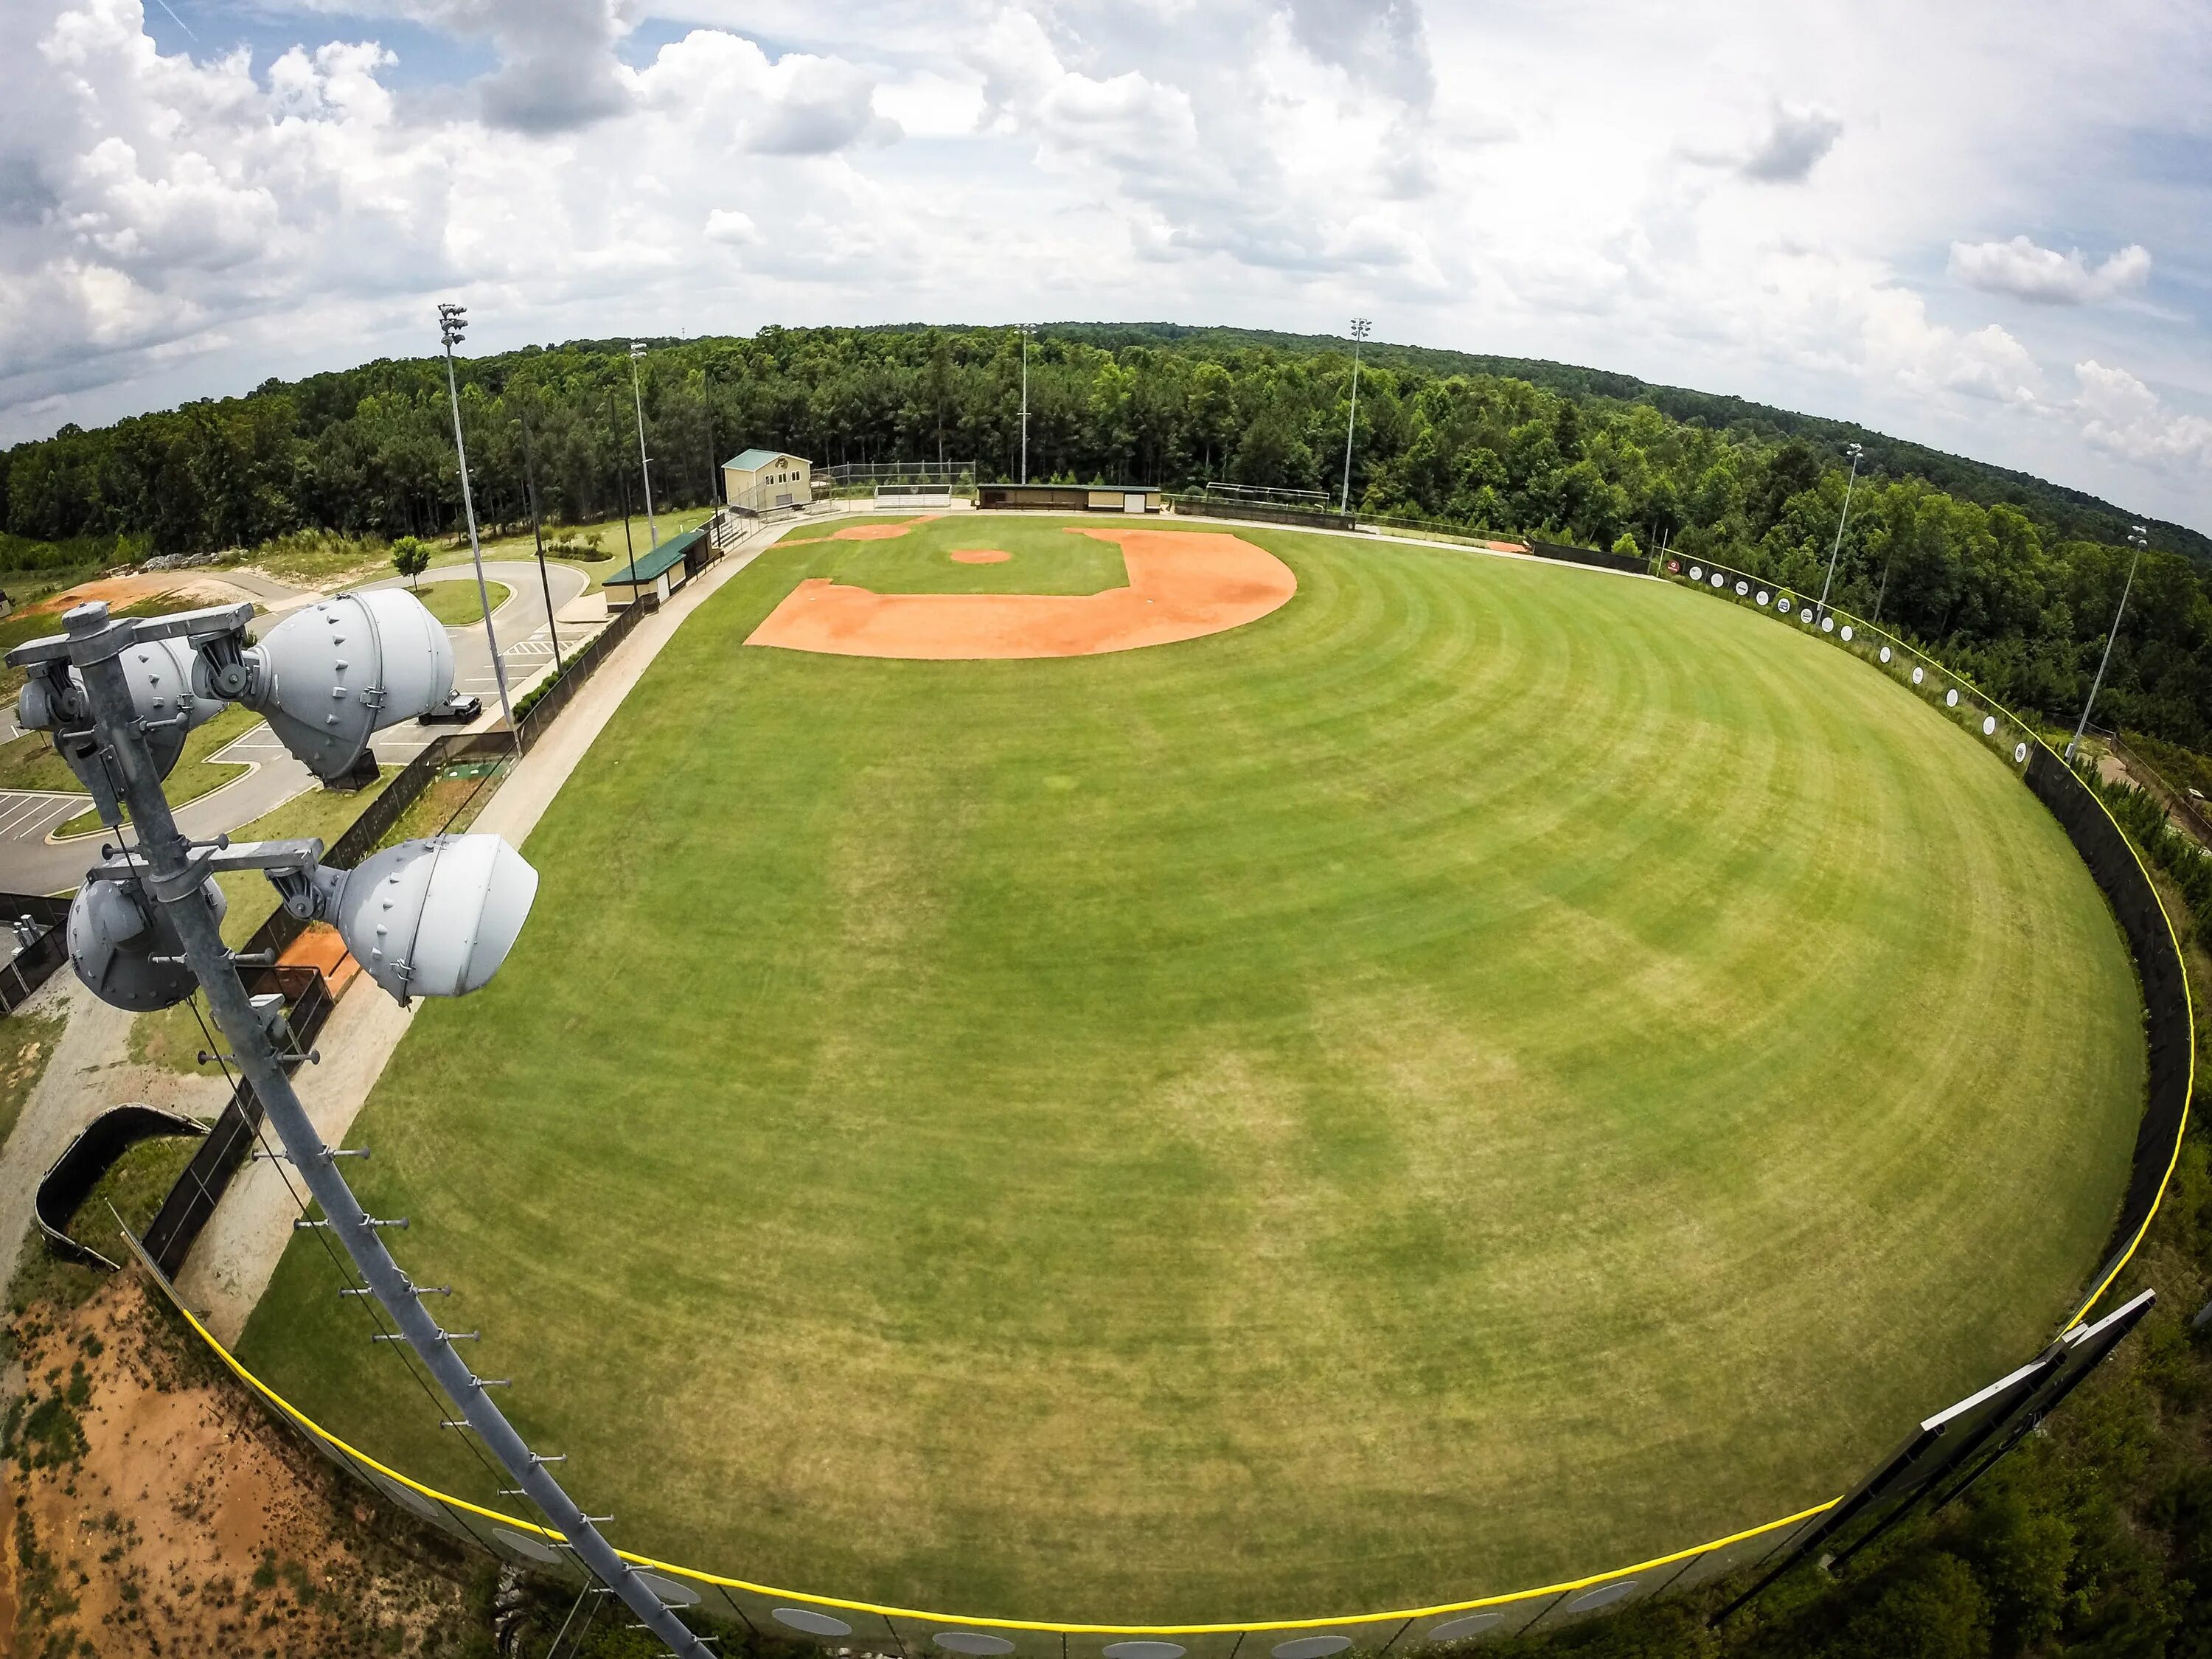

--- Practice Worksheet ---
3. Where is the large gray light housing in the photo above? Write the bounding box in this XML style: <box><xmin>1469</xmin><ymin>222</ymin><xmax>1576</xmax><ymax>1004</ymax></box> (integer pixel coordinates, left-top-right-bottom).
<box><xmin>310</xmin><ymin>834</ymin><xmax>538</xmax><ymax>1002</ymax></box>
<box><xmin>229</xmin><ymin>591</ymin><xmax>454</xmax><ymax>780</ymax></box>
<box><xmin>19</xmin><ymin>636</ymin><xmax>224</xmax><ymax>796</ymax></box>
<box><xmin>68</xmin><ymin>874</ymin><xmax>228</xmax><ymax>1011</ymax></box>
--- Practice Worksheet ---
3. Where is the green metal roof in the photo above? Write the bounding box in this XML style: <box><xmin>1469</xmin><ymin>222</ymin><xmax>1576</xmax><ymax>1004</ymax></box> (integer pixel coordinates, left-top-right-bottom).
<box><xmin>723</xmin><ymin>448</ymin><xmax>800</xmax><ymax>472</ymax></box>
<box><xmin>605</xmin><ymin>526</ymin><xmax>703</xmax><ymax>586</ymax></box>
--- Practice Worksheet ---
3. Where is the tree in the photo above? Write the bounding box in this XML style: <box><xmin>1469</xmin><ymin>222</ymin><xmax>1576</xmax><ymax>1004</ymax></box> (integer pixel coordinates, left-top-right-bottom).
<box><xmin>391</xmin><ymin>535</ymin><xmax>431</xmax><ymax>590</ymax></box>
<box><xmin>1612</xmin><ymin>532</ymin><xmax>1641</xmax><ymax>559</ymax></box>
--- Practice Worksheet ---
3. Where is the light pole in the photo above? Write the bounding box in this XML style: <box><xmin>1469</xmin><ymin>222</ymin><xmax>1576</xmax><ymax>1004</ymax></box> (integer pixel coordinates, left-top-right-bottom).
<box><xmin>1340</xmin><ymin>317</ymin><xmax>1371</xmax><ymax>516</ymax></box>
<box><xmin>7</xmin><ymin>599</ymin><xmax>715</xmax><ymax>1659</ymax></box>
<box><xmin>439</xmin><ymin>305</ymin><xmax>513</xmax><ymax>733</ymax></box>
<box><xmin>629</xmin><ymin>342</ymin><xmax>659</xmax><ymax>549</ymax></box>
<box><xmin>1813</xmin><ymin>441</ymin><xmax>1865</xmax><ymax>624</ymax></box>
<box><xmin>515</xmin><ymin>411</ymin><xmax>560</xmax><ymax>669</ymax></box>
<box><xmin>1018</xmin><ymin>323</ymin><xmax>1034</xmax><ymax>484</ymax></box>
<box><xmin>2066</xmin><ymin>525</ymin><xmax>2149</xmax><ymax>762</ymax></box>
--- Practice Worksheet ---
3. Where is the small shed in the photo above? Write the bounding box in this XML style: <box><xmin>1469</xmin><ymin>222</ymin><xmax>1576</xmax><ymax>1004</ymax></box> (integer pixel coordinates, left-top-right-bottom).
<box><xmin>977</xmin><ymin>484</ymin><xmax>1162</xmax><ymax>513</ymax></box>
<box><xmin>724</xmin><ymin>448</ymin><xmax>813</xmax><ymax>512</ymax></box>
<box><xmin>604</xmin><ymin>526</ymin><xmax>709</xmax><ymax>609</ymax></box>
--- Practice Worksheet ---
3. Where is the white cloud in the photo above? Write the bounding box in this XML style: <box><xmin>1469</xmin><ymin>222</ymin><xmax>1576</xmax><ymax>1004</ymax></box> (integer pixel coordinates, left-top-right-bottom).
<box><xmin>1739</xmin><ymin>102</ymin><xmax>1843</xmax><ymax>183</ymax></box>
<box><xmin>1949</xmin><ymin>236</ymin><xmax>2152</xmax><ymax>305</ymax></box>
<box><xmin>2073</xmin><ymin>359</ymin><xmax>2212</xmax><ymax>470</ymax></box>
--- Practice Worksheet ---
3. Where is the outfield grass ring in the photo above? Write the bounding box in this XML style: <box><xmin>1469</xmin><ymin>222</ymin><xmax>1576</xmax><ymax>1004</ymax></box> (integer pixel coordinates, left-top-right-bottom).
<box><xmin>237</xmin><ymin>518</ymin><xmax>2152</xmax><ymax>1632</ymax></box>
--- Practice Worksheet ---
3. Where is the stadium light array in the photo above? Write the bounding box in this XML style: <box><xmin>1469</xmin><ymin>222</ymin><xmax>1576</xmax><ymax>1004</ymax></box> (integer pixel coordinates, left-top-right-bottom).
<box><xmin>1340</xmin><ymin>318</ymin><xmax>1371</xmax><ymax>516</ymax></box>
<box><xmin>6</xmin><ymin>597</ymin><xmax>715</xmax><ymax>1659</ymax></box>
<box><xmin>2066</xmin><ymin>524</ymin><xmax>2150</xmax><ymax>762</ymax></box>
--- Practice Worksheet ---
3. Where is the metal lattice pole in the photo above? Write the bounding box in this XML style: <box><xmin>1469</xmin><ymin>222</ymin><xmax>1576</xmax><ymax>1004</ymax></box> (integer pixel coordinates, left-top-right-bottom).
<box><xmin>55</xmin><ymin>602</ymin><xmax>712</xmax><ymax>1659</ymax></box>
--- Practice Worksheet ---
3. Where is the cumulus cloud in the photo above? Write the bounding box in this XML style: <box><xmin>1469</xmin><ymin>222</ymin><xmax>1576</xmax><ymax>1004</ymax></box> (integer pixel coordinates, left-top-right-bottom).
<box><xmin>1949</xmin><ymin>236</ymin><xmax>2151</xmax><ymax>305</ymax></box>
<box><xmin>2073</xmin><ymin>359</ymin><xmax>2212</xmax><ymax>470</ymax></box>
<box><xmin>1739</xmin><ymin>102</ymin><xmax>1843</xmax><ymax>182</ymax></box>
<box><xmin>1284</xmin><ymin>0</ymin><xmax>1435</xmax><ymax>108</ymax></box>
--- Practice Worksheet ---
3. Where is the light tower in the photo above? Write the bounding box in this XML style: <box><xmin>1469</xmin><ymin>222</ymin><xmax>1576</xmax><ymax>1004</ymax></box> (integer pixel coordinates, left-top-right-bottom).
<box><xmin>2067</xmin><ymin>524</ymin><xmax>2150</xmax><ymax>762</ymax></box>
<box><xmin>1813</xmin><ymin>441</ymin><xmax>1865</xmax><ymax>624</ymax></box>
<box><xmin>630</xmin><ymin>341</ymin><xmax>660</xmax><ymax>549</ymax></box>
<box><xmin>1018</xmin><ymin>323</ymin><xmax>1036</xmax><ymax>485</ymax></box>
<box><xmin>1340</xmin><ymin>317</ymin><xmax>1371</xmax><ymax>516</ymax></box>
<box><xmin>438</xmin><ymin>304</ymin><xmax>512</xmax><ymax>732</ymax></box>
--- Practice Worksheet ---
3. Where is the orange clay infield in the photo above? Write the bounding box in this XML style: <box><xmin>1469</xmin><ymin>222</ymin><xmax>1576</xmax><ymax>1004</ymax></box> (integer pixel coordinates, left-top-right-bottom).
<box><xmin>745</xmin><ymin>526</ymin><xmax>1298</xmax><ymax>660</ymax></box>
<box><xmin>950</xmin><ymin>549</ymin><xmax>1011</xmax><ymax>564</ymax></box>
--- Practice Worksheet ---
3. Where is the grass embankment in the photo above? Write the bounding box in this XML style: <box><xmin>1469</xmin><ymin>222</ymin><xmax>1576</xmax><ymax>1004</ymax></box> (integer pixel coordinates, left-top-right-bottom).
<box><xmin>0</xmin><ymin>1013</ymin><xmax>64</xmax><ymax>1157</ymax></box>
<box><xmin>242</xmin><ymin>524</ymin><xmax>2145</xmax><ymax>1624</ymax></box>
<box><xmin>403</xmin><ymin>580</ymin><xmax>510</xmax><ymax>627</ymax></box>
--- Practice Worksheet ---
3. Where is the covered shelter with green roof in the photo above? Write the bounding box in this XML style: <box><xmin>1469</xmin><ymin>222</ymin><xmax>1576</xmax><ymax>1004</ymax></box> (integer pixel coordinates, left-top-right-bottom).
<box><xmin>604</xmin><ymin>525</ymin><xmax>714</xmax><ymax>610</ymax></box>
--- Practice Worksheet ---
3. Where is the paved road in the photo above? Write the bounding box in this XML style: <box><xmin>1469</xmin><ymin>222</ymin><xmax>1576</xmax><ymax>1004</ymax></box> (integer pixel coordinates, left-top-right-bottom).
<box><xmin>0</xmin><ymin>563</ymin><xmax>588</xmax><ymax>896</ymax></box>
<box><xmin>364</xmin><ymin>561</ymin><xmax>593</xmax><ymax>717</ymax></box>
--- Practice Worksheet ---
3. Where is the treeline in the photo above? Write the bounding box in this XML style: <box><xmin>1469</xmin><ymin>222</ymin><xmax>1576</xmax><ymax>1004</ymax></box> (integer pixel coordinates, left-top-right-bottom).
<box><xmin>6</xmin><ymin>324</ymin><xmax>2212</xmax><ymax>742</ymax></box>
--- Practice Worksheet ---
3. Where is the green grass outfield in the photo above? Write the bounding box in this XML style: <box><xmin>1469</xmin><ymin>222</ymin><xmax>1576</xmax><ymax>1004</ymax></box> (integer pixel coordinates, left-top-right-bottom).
<box><xmin>239</xmin><ymin>517</ymin><xmax>2144</xmax><ymax>1624</ymax></box>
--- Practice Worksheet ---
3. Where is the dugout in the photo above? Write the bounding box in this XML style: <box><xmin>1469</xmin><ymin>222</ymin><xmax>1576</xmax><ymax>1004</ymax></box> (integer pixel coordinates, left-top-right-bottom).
<box><xmin>978</xmin><ymin>483</ymin><xmax>1163</xmax><ymax>513</ymax></box>
<box><xmin>604</xmin><ymin>527</ymin><xmax>710</xmax><ymax>609</ymax></box>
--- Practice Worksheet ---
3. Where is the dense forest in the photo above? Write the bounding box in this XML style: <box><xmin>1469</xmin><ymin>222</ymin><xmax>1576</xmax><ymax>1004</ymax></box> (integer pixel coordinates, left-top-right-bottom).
<box><xmin>4</xmin><ymin>322</ymin><xmax>2211</xmax><ymax>745</ymax></box>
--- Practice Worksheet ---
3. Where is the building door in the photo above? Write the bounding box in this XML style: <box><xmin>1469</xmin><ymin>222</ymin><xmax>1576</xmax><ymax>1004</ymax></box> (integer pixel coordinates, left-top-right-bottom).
<box><xmin>1123</xmin><ymin>492</ymin><xmax>1146</xmax><ymax>514</ymax></box>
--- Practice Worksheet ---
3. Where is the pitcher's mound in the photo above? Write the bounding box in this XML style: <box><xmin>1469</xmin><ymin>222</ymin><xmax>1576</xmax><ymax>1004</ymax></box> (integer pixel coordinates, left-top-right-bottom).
<box><xmin>950</xmin><ymin>549</ymin><xmax>1012</xmax><ymax>564</ymax></box>
<box><xmin>745</xmin><ymin>528</ymin><xmax>1295</xmax><ymax>660</ymax></box>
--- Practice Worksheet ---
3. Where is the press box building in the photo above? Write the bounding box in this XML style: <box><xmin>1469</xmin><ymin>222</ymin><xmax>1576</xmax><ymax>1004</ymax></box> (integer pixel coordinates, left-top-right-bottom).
<box><xmin>723</xmin><ymin>449</ymin><xmax>813</xmax><ymax>512</ymax></box>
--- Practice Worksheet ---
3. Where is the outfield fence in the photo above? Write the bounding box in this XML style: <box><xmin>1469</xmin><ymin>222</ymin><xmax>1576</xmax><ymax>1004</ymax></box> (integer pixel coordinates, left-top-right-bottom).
<box><xmin>107</xmin><ymin>542</ymin><xmax>2193</xmax><ymax>1653</ymax></box>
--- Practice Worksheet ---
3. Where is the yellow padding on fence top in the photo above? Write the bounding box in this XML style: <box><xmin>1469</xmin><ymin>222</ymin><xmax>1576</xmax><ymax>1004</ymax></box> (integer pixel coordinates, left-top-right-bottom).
<box><xmin>156</xmin><ymin>1287</ymin><xmax>1831</xmax><ymax>1635</ymax></box>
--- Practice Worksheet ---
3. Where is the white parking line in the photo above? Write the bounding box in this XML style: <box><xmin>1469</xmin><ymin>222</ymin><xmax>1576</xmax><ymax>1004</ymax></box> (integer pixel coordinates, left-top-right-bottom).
<box><xmin>0</xmin><ymin>792</ymin><xmax>86</xmax><ymax>840</ymax></box>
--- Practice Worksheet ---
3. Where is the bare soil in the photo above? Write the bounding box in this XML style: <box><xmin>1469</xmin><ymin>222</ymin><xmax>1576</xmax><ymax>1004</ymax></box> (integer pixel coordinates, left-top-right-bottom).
<box><xmin>2</xmin><ymin>1279</ymin><xmax>482</xmax><ymax>1658</ymax></box>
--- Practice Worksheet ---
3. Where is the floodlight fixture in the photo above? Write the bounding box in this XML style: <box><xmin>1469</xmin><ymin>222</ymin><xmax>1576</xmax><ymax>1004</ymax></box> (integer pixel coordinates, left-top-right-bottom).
<box><xmin>299</xmin><ymin>833</ymin><xmax>538</xmax><ymax>1003</ymax></box>
<box><xmin>2065</xmin><ymin>525</ymin><xmax>2150</xmax><ymax>760</ymax></box>
<box><xmin>1340</xmin><ymin>317</ymin><xmax>1372</xmax><ymax>515</ymax></box>
<box><xmin>1813</xmin><ymin>441</ymin><xmax>1865</xmax><ymax>623</ymax></box>
<box><xmin>18</xmin><ymin>632</ymin><xmax>225</xmax><ymax>804</ymax></box>
<box><xmin>67</xmin><ymin>872</ymin><xmax>227</xmax><ymax>1011</ymax></box>
<box><xmin>226</xmin><ymin>590</ymin><xmax>456</xmax><ymax>779</ymax></box>
<box><xmin>627</xmin><ymin>340</ymin><xmax>661</xmax><ymax>548</ymax></box>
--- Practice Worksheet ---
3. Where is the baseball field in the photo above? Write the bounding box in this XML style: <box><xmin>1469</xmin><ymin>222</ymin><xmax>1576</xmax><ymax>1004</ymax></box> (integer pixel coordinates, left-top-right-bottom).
<box><xmin>237</xmin><ymin>514</ymin><xmax>2145</xmax><ymax>1624</ymax></box>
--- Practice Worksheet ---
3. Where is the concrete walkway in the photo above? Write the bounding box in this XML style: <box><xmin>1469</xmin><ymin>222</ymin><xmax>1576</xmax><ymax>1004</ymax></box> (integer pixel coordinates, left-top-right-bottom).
<box><xmin>177</xmin><ymin>523</ymin><xmax>788</xmax><ymax>1340</ymax></box>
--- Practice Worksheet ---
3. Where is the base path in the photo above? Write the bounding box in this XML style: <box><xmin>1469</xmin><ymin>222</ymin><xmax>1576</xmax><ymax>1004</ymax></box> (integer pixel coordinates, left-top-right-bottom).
<box><xmin>745</xmin><ymin>527</ymin><xmax>1297</xmax><ymax>660</ymax></box>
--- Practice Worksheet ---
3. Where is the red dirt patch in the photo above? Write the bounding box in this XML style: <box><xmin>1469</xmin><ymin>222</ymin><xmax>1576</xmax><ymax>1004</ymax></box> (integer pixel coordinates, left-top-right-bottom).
<box><xmin>278</xmin><ymin>922</ymin><xmax>361</xmax><ymax>1001</ymax></box>
<box><xmin>31</xmin><ymin>574</ymin><xmax>184</xmax><ymax>614</ymax></box>
<box><xmin>745</xmin><ymin>527</ymin><xmax>1296</xmax><ymax>660</ymax></box>
<box><xmin>950</xmin><ymin>549</ymin><xmax>1012</xmax><ymax>564</ymax></box>
<box><xmin>826</xmin><ymin>515</ymin><xmax>942</xmax><ymax>542</ymax></box>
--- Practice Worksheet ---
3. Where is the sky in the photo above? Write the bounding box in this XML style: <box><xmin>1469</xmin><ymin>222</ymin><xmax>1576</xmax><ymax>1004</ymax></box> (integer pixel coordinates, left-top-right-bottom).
<box><xmin>3</xmin><ymin>0</ymin><xmax>2210</xmax><ymax>532</ymax></box>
